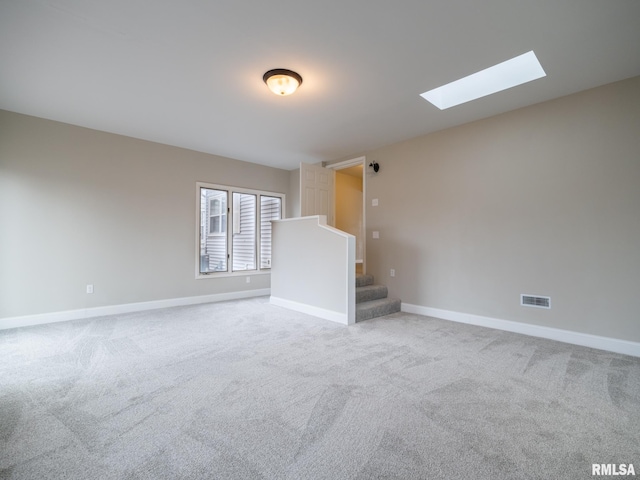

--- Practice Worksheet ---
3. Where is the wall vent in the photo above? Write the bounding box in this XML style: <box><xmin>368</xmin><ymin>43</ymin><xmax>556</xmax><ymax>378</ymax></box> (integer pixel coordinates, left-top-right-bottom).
<box><xmin>521</xmin><ymin>294</ymin><xmax>551</xmax><ymax>309</ymax></box>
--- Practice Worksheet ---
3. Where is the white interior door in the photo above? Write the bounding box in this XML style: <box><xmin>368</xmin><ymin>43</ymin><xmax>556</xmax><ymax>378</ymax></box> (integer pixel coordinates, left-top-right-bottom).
<box><xmin>300</xmin><ymin>162</ymin><xmax>335</xmax><ymax>226</ymax></box>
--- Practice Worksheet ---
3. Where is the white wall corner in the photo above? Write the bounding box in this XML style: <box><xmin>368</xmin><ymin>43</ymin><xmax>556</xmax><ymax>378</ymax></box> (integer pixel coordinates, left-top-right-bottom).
<box><xmin>401</xmin><ymin>303</ymin><xmax>640</xmax><ymax>358</ymax></box>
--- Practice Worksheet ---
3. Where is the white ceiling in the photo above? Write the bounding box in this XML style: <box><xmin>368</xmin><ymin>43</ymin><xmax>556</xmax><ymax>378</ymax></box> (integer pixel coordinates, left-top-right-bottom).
<box><xmin>1</xmin><ymin>1</ymin><xmax>639</xmax><ymax>171</ymax></box>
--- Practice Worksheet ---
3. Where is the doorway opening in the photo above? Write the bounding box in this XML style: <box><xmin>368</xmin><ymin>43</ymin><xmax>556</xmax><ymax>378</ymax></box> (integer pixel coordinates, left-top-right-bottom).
<box><xmin>327</xmin><ymin>157</ymin><xmax>366</xmax><ymax>275</ymax></box>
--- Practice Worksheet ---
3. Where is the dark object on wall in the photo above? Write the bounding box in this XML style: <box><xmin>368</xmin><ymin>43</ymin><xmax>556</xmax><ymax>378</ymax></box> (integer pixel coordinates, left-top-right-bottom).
<box><xmin>369</xmin><ymin>162</ymin><xmax>380</xmax><ymax>173</ymax></box>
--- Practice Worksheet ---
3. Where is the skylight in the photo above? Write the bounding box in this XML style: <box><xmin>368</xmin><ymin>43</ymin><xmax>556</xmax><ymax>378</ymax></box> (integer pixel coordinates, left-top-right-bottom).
<box><xmin>420</xmin><ymin>51</ymin><xmax>546</xmax><ymax>110</ymax></box>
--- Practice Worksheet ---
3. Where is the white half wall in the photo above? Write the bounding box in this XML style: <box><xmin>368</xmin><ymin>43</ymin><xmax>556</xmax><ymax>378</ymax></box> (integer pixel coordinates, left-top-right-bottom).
<box><xmin>270</xmin><ymin>216</ymin><xmax>355</xmax><ymax>325</ymax></box>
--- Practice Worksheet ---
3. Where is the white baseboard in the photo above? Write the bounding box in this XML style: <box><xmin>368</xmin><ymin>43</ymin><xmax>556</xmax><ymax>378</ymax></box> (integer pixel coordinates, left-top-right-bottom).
<box><xmin>0</xmin><ymin>289</ymin><xmax>271</xmax><ymax>331</ymax></box>
<box><xmin>270</xmin><ymin>296</ymin><xmax>349</xmax><ymax>325</ymax></box>
<box><xmin>402</xmin><ymin>303</ymin><xmax>640</xmax><ymax>358</ymax></box>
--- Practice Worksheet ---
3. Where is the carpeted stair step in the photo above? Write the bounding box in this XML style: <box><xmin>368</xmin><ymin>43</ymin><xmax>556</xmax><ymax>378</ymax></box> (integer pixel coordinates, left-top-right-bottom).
<box><xmin>356</xmin><ymin>284</ymin><xmax>388</xmax><ymax>304</ymax></box>
<box><xmin>356</xmin><ymin>274</ymin><xmax>374</xmax><ymax>287</ymax></box>
<box><xmin>356</xmin><ymin>297</ymin><xmax>402</xmax><ymax>322</ymax></box>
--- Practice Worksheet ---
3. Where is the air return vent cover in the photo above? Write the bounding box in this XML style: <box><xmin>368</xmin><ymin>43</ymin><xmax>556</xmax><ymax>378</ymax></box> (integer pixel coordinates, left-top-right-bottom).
<box><xmin>521</xmin><ymin>294</ymin><xmax>551</xmax><ymax>309</ymax></box>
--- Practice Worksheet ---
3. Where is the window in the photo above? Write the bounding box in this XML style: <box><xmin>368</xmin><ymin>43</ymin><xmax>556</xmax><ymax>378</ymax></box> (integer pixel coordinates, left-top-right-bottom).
<box><xmin>232</xmin><ymin>192</ymin><xmax>256</xmax><ymax>271</ymax></box>
<box><xmin>197</xmin><ymin>183</ymin><xmax>284</xmax><ymax>276</ymax></box>
<box><xmin>200</xmin><ymin>188</ymin><xmax>228</xmax><ymax>272</ymax></box>
<box><xmin>260</xmin><ymin>195</ymin><xmax>281</xmax><ymax>268</ymax></box>
<box><xmin>209</xmin><ymin>194</ymin><xmax>226</xmax><ymax>235</ymax></box>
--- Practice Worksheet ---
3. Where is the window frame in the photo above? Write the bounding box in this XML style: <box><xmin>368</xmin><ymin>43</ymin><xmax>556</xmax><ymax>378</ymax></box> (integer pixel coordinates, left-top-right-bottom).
<box><xmin>196</xmin><ymin>182</ymin><xmax>285</xmax><ymax>279</ymax></box>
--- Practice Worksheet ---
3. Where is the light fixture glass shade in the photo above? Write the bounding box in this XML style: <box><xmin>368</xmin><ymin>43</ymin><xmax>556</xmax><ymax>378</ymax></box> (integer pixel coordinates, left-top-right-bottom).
<box><xmin>263</xmin><ymin>69</ymin><xmax>302</xmax><ymax>96</ymax></box>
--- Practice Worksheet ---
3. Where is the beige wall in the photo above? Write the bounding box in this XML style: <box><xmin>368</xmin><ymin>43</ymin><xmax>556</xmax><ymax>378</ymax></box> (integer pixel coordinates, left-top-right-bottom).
<box><xmin>335</xmin><ymin>171</ymin><xmax>363</xmax><ymax>260</ymax></box>
<box><xmin>364</xmin><ymin>76</ymin><xmax>640</xmax><ymax>342</ymax></box>
<box><xmin>0</xmin><ymin>110</ymin><xmax>290</xmax><ymax>319</ymax></box>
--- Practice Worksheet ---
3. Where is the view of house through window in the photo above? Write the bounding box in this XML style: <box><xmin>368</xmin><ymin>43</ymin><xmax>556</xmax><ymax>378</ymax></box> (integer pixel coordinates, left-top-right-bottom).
<box><xmin>200</xmin><ymin>188</ymin><xmax>227</xmax><ymax>272</ymax></box>
<box><xmin>260</xmin><ymin>196</ymin><xmax>281</xmax><ymax>268</ymax></box>
<box><xmin>232</xmin><ymin>192</ymin><xmax>256</xmax><ymax>271</ymax></box>
<box><xmin>198</xmin><ymin>184</ymin><xmax>283</xmax><ymax>275</ymax></box>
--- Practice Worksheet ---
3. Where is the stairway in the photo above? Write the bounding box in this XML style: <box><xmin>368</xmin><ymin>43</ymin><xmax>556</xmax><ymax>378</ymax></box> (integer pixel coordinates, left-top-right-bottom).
<box><xmin>356</xmin><ymin>274</ymin><xmax>401</xmax><ymax>322</ymax></box>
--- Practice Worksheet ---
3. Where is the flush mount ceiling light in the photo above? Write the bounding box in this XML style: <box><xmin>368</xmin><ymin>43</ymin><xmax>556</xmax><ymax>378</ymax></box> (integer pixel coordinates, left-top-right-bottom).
<box><xmin>420</xmin><ymin>51</ymin><xmax>546</xmax><ymax>110</ymax></box>
<box><xmin>263</xmin><ymin>69</ymin><xmax>303</xmax><ymax>96</ymax></box>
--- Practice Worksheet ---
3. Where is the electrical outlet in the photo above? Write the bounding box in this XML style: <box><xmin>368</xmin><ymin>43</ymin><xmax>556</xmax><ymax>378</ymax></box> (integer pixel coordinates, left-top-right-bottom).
<box><xmin>246</xmin><ymin>276</ymin><xmax>251</xmax><ymax>283</ymax></box>
<box><xmin>372</xmin><ymin>198</ymin><xmax>379</xmax><ymax>206</ymax></box>
<box><xmin>372</xmin><ymin>231</ymin><xmax>379</xmax><ymax>239</ymax></box>
<box><xmin>390</xmin><ymin>269</ymin><xmax>395</xmax><ymax>277</ymax></box>
<box><xmin>86</xmin><ymin>284</ymin><xmax>94</xmax><ymax>294</ymax></box>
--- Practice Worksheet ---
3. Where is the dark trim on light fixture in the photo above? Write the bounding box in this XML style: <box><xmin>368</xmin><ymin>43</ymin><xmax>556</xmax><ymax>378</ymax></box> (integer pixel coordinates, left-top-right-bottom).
<box><xmin>369</xmin><ymin>162</ymin><xmax>380</xmax><ymax>173</ymax></box>
<box><xmin>263</xmin><ymin>69</ymin><xmax>303</xmax><ymax>86</ymax></box>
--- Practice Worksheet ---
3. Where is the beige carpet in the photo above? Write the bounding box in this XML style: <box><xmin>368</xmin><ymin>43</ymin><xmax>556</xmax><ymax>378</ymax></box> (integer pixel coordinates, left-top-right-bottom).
<box><xmin>1</xmin><ymin>297</ymin><xmax>638</xmax><ymax>479</ymax></box>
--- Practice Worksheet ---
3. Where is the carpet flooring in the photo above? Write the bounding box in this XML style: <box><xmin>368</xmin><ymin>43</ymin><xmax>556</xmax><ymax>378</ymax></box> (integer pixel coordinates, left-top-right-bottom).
<box><xmin>1</xmin><ymin>297</ymin><xmax>639</xmax><ymax>479</ymax></box>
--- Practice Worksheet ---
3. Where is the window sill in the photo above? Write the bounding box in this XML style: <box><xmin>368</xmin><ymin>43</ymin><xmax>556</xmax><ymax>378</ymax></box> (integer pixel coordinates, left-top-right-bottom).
<box><xmin>196</xmin><ymin>270</ymin><xmax>271</xmax><ymax>280</ymax></box>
